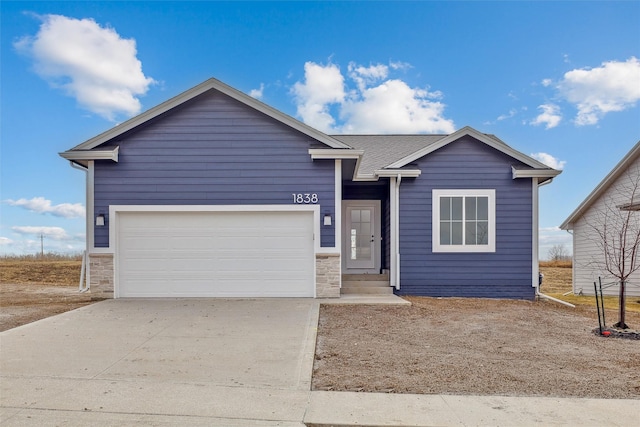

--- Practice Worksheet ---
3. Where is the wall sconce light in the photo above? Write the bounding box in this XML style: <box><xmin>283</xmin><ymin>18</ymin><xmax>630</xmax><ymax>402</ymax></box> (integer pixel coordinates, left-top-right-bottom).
<box><xmin>323</xmin><ymin>213</ymin><xmax>332</xmax><ymax>226</ymax></box>
<box><xmin>96</xmin><ymin>214</ymin><xmax>106</xmax><ymax>227</ymax></box>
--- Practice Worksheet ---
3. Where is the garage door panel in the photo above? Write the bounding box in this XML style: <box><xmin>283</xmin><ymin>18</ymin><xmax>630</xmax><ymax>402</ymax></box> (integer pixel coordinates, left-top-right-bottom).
<box><xmin>117</xmin><ymin>210</ymin><xmax>314</xmax><ymax>297</ymax></box>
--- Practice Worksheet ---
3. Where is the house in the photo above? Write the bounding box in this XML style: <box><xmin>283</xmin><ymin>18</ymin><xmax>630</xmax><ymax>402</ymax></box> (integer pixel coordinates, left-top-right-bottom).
<box><xmin>560</xmin><ymin>140</ymin><xmax>640</xmax><ymax>297</ymax></box>
<box><xmin>60</xmin><ymin>78</ymin><xmax>560</xmax><ymax>299</ymax></box>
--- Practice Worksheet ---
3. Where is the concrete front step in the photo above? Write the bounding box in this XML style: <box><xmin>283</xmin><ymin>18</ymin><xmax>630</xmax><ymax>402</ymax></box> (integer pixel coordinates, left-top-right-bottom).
<box><xmin>342</xmin><ymin>274</ymin><xmax>389</xmax><ymax>282</ymax></box>
<box><xmin>340</xmin><ymin>286</ymin><xmax>394</xmax><ymax>295</ymax></box>
<box><xmin>342</xmin><ymin>280</ymin><xmax>390</xmax><ymax>288</ymax></box>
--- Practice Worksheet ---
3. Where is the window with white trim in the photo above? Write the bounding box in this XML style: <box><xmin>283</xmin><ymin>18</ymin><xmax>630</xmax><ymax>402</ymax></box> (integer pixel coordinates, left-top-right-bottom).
<box><xmin>432</xmin><ymin>189</ymin><xmax>496</xmax><ymax>252</ymax></box>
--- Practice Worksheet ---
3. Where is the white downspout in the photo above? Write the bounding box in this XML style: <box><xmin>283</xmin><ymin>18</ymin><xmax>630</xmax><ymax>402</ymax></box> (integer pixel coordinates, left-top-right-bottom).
<box><xmin>70</xmin><ymin>161</ymin><xmax>91</xmax><ymax>292</ymax></box>
<box><xmin>395</xmin><ymin>175</ymin><xmax>402</xmax><ymax>290</ymax></box>
<box><xmin>533</xmin><ymin>176</ymin><xmax>574</xmax><ymax>307</ymax></box>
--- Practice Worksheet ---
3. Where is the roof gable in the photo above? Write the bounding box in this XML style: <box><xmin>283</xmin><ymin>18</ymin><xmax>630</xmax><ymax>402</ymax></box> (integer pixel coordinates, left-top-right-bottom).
<box><xmin>561</xmin><ymin>140</ymin><xmax>640</xmax><ymax>229</ymax></box>
<box><xmin>387</xmin><ymin>126</ymin><xmax>551</xmax><ymax>170</ymax></box>
<box><xmin>62</xmin><ymin>78</ymin><xmax>351</xmax><ymax>154</ymax></box>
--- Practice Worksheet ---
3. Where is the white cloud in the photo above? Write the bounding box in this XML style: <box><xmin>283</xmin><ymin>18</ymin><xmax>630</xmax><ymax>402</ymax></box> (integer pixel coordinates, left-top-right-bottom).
<box><xmin>530</xmin><ymin>152</ymin><xmax>566</xmax><ymax>170</ymax></box>
<box><xmin>249</xmin><ymin>83</ymin><xmax>264</xmax><ymax>100</ymax></box>
<box><xmin>0</xmin><ymin>237</ymin><xmax>14</xmax><ymax>245</ymax></box>
<box><xmin>12</xmin><ymin>226</ymin><xmax>73</xmax><ymax>241</ymax></box>
<box><xmin>5</xmin><ymin>197</ymin><xmax>85</xmax><ymax>218</ymax></box>
<box><xmin>530</xmin><ymin>103</ymin><xmax>562</xmax><ymax>129</ymax></box>
<box><xmin>541</xmin><ymin>79</ymin><xmax>553</xmax><ymax>87</ymax></box>
<box><xmin>557</xmin><ymin>57</ymin><xmax>640</xmax><ymax>126</ymax></box>
<box><xmin>292</xmin><ymin>60</ymin><xmax>455</xmax><ymax>134</ymax></box>
<box><xmin>292</xmin><ymin>62</ymin><xmax>345</xmax><ymax>132</ymax></box>
<box><xmin>497</xmin><ymin>109</ymin><xmax>517</xmax><ymax>121</ymax></box>
<box><xmin>14</xmin><ymin>14</ymin><xmax>155</xmax><ymax>121</ymax></box>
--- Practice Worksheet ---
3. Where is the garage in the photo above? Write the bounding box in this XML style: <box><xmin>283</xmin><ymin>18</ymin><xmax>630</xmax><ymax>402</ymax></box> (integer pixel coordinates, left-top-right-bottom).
<box><xmin>116</xmin><ymin>209</ymin><xmax>315</xmax><ymax>297</ymax></box>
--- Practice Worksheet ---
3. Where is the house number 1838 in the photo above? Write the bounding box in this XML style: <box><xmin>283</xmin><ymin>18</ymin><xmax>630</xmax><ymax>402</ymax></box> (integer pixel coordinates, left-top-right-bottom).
<box><xmin>292</xmin><ymin>193</ymin><xmax>318</xmax><ymax>204</ymax></box>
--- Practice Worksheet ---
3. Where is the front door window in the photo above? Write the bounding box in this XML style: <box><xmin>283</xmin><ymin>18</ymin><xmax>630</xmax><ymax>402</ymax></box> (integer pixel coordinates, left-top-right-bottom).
<box><xmin>344</xmin><ymin>203</ymin><xmax>378</xmax><ymax>270</ymax></box>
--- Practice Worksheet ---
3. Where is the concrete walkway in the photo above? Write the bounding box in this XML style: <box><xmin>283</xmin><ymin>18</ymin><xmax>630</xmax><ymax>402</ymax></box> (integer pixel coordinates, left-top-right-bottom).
<box><xmin>1</xmin><ymin>298</ymin><xmax>637</xmax><ymax>426</ymax></box>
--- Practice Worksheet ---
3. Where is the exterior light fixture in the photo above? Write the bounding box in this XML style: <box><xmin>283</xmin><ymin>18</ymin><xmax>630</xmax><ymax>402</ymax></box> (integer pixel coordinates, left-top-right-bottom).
<box><xmin>323</xmin><ymin>213</ymin><xmax>332</xmax><ymax>226</ymax></box>
<box><xmin>96</xmin><ymin>214</ymin><xmax>106</xmax><ymax>227</ymax></box>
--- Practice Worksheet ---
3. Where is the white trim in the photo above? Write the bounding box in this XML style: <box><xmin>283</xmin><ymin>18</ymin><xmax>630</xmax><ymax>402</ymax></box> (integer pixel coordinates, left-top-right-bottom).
<box><xmin>87</xmin><ymin>161</ymin><xmax>95</xmax><ymax>250</ymax></box>
<box><xmin>432</xmin><ymin>189</ymin><xmax>496</xmax><ymax>253</ymax></box>
<box><xmin>389</xmin><ymin>176</ymin><xmax>399</xmax><ymax>289</ymax></box>
<box><xmin>532</xmin><ymin>178</ymin><xmax>540</xmax><ymax>288</ymax></box>
<box><xmin>374</xmin><ymin>169</ymin><xmax>422</xmax><ymax>178</ymax></box>
<box><xmin>309</xmin><ymin>149</ymin><xmax>363</xmax><ymax>159</ymax></box>
<box><xmin>512</xmin><ymin>166</ymin><xmax>561</xmax><ymax>180</ymax></box>
<box><xmin>60</xmin><ymin>146</ymin><xmax>119</xmax><ymax>163</ymax></box>
<box><xmin>334</xmin><ymin>159</ymin><xmax>342</xmax><ymax>287</ymax></box>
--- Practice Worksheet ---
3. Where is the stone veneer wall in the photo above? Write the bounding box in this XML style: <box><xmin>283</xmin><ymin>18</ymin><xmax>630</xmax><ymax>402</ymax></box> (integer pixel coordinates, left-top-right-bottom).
<box><xmin>315</xmin><ymin>253</ymin><xmax>341</xmax><ymax>298</ymax></box>
<box><xmin>89</xmin><ymin>253</ymin><xmax>114</xmax><ymax>298</ymax></box>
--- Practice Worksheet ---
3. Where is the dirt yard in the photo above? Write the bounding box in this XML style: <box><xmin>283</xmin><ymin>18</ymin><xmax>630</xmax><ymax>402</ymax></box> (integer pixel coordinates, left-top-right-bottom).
<box><xmin>3</xmin><ymin>257</ymin><xmax>640</xmax><ymax>399</ymax></box>
<box><xmin>313</xmin><ymin>293</ymin><xmax>640</xmax><ymax>399</ymax></box>
<box><xmin>0</xmin><ymin>257</ymin><xmax>101</xmax><ymax>332</ymax></box>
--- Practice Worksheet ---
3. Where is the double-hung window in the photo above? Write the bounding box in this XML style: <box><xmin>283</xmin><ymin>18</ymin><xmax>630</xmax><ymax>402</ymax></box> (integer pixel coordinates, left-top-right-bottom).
<box><xmin>432</xmin><ymin>189</ymin><xmax>496</xmax><ymax>252</ymax></box>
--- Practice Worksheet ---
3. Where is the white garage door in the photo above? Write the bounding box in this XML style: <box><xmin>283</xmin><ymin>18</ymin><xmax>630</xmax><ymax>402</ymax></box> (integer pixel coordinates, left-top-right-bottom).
<box><xmin>117</xmin><ymin>210</ymin><xmax>315</xmax><ymax>297</ymax></box>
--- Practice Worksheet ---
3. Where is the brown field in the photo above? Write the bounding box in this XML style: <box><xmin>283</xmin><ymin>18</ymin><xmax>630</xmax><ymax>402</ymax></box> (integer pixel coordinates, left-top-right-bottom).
<box><xmin>0</xmin><ymin>255</ymin><xmax>100</xmax><ymax>332</ymax></box>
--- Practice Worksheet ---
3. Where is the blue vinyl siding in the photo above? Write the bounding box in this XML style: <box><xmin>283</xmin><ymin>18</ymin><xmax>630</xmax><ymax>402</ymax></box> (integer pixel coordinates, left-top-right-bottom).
<box><xmin>396</xmin><ymin>136</ymin><xmax>534</xmax><ymax>299</ymax></box>
<box><xmin>93</xmin><ymin>89</ymin><xmax>335</xmax><ymax>247</ymax></box>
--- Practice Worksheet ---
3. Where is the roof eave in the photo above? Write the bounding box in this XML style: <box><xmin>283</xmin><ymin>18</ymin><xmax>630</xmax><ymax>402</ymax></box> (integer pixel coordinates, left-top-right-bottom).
<box><xmin>561</xmin><ymin>140</ymin><xmax>640</xmax><ymax>229</ymax></box>
<box><xmin>511</xmin><ymin>166</ymin><xmax>562</xmax><ymax>180</ymax></box>
<box><xmin>374</xmin><ymin>169</ymin><xmax>422</xmax><ymax>178</ymax></box>
<box><xmin>59</xmin><ymin>146</ymin><xmax>119</xmax><ymax>164</ymax></box>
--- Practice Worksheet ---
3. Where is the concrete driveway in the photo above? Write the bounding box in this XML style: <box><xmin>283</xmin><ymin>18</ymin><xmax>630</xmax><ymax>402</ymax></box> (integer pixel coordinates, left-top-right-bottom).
<box><xmin>1</xmin><ymin>298</ymin><xmax>317</xmax><ymax>426</ymax></box>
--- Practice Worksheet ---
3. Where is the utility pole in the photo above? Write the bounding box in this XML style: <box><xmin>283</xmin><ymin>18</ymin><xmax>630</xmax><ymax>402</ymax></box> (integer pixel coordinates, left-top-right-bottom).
<box><xmin>40</xmin><ymin>233</ymin><xmax>44</xmax><ymax>257</ymax></box>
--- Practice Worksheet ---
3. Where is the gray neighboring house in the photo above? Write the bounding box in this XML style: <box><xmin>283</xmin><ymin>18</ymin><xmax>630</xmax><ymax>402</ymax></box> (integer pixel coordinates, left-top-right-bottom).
<box><xmin>60</xmin><ymin>77</ymin><xmax>560</xmax><ymax>300</ymax></box>
<box><xmin>561</xmin><ymin>140</ymin><xmax>640</xmax><ymax>297</ymax></box>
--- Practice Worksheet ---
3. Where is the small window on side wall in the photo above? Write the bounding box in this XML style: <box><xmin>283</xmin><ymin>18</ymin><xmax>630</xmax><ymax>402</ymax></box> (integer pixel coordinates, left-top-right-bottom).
<box><xmin>432</xmin><ymin>189</ymin><xmax>496</xmax><ymax>253</ymax></box>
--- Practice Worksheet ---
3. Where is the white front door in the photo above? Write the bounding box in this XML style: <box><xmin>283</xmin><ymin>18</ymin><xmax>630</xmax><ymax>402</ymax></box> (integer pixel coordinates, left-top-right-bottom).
<box><xmin>342</xmin><ymin>200</ymin><xmax>381</xmax><ymax>273</ymax></box>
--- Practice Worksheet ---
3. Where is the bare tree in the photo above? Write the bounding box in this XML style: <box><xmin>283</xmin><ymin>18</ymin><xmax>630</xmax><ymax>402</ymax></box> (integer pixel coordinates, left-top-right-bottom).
<box><xmin>586</xmin><ymin>166</ymin><xmax>640</xmax><ymax>329</ymax></box>
<box><xmin>547</xmin><ymin>244</ymin><xmax>569</xmax><ymax>262</ymax></box>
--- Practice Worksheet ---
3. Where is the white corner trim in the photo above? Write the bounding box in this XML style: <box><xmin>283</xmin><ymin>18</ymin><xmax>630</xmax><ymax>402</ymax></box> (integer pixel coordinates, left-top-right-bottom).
<box><xmin>87</xmin><ymin>161</ymin><xmax>95</xmax><ymax>250</ymax></box>
<box><xmin>532</xmin><ymin>178</ymin><xmax>540</xmax><ymax>288</ymax></box>
<box><xmin>335</xmin><ymin>159</ymin><xmax>342</xmax><ymax>260</ymax></box>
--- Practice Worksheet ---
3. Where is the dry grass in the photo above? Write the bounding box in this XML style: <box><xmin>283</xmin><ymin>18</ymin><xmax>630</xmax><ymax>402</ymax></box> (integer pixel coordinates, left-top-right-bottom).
<box><xmin>539</xmin><ymin>260</ymin><xmax>640</xmax><ymax>316</ymax></box>
<box><xmin>0</xmin><ymin>254</ymin><xmax>82</xmax><ymax>286</ymax></box>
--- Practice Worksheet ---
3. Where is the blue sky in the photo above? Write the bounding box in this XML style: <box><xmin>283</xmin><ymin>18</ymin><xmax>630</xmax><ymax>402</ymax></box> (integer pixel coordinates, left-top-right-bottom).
<box><xmin>1</xmin><ymin>1</ymin><xmax>639</xmax><ymax>258</ymax></box>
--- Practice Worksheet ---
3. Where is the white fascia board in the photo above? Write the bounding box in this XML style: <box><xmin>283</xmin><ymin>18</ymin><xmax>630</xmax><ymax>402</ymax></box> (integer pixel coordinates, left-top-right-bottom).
<box><xmin>308</xmin><ymin>149</ymin><xmax>364</xmax><ymax>159</ymax></box>
<box><xmin>59</xmin><ymin>146</ymin><xmax>119</xmax><ymax>163</ymax></box>
<box><xmin>511</xmin><ymin>166</ymin><xmax>561</xmax><ymax>180</ymax></box>
<box><xmin>374</xmin><ymin>169</ymin><xmax>421</xmax><ymax>178</ymax></box>
<box><xmin>560</xmin><ymin>140</ymin><xmax>640</xmax><ymax>230</ymax></box>
<box><xmin>387</xmin><ymin>126</ymin><xmax>551</xmax><ymax>170</ymax></box>
<box><xmin>69</xmin><ymin>78</ymin><xmax>351</xmax><ymax>152</ymax></box>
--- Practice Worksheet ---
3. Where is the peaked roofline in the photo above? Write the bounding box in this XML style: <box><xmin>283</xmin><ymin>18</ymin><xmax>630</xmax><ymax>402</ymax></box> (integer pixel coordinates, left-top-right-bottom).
<box><xmin>560</xmin><ymin>140</ymin><xmax>640</xmax><ymax>230</ymax></box>
<box><xmin>386</xmin><ymin>126</ymin><xmax>553</xmax><ymax>170</ymax></box>
<box><xmin>64</xmin><ymin>78</ymin><xmax>352</xmax><ymax>152</ymax></box>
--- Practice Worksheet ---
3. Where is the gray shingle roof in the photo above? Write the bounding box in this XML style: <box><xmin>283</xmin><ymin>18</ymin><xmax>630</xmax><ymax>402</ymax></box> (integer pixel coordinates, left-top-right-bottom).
<box><xmin>330</xmin><ymin>134</ymin><xmax>447</xmax><ymax>176</ymax></box>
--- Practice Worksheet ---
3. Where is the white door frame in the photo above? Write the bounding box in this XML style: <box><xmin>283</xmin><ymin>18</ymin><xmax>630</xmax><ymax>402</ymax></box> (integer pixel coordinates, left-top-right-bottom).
<box><xmin>341</xmin><ymin>200</ymin><xmax>381</xmax><ymax>274</ymax></box>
